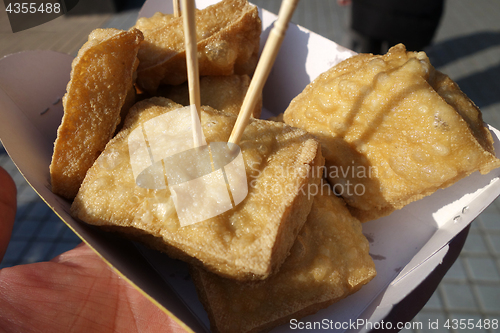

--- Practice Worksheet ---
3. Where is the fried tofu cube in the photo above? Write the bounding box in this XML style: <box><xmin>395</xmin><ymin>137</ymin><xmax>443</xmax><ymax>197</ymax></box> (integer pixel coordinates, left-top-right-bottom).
<box><xmin>71</xmin><ymin>97</ymin><xmax>324</xmax><ymax>281</ymax></box>
<box><xmin>284</xmin><ymin>44</ymin><xmax>500</xmax><ymax>222</ymax></box>
<box><xmin>158</xmin><ymin>75</ymin><xmax>261</xmax><ymax>118</ymax></box>
<box><xmin>50</xmin><ymin>28</ymin><xmax>143</xmax><ymax>200</ymax></box>
<box><xmin>190</xmin><ymin>183</ymin><xmax>376</xmax><ymax>333</ymax></box>
<box><xmin>135</xmin><ymin>0</ymin><xmax>261</xmax><ymax>93</ymax></box>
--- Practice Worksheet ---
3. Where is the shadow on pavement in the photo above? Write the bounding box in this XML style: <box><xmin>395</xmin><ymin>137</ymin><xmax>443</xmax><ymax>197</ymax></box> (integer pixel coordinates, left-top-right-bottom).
<box><xmin>427</xmin><ymin>31</ymin><xmax>500</xmax><ymax>108</ymax></box>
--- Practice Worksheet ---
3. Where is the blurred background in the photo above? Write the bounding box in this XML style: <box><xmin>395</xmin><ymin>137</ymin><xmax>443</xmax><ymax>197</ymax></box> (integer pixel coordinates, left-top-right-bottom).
<box><xmin>1</xmin><ymin>1</ymin><xmax>499</xmax><ymax>332</ymax></box>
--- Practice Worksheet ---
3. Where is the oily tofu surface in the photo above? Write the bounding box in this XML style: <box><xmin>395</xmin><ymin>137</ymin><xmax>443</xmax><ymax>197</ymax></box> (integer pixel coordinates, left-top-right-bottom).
<box><xmin>71</xmin><ymin>97</ymin><xmax>323</xmax><ymax>281</ymax></box>
<box><xmin>135</xmin><ymin>0</ymin><xmax>261</xmax><ymax>92</ymax></box>
<box><xmin>191</xmin><ymin>184</ymin><xmax>376</xmax><ymax>333</ymax></box>
<box><xmin>158</xmin><ymin>75</ymin><xmax>261</xmax><ymax>118</ymax></box>
<box><xmin>284</xmin><ymin>44</ymin><xmax>500</xmax><ymax>222</ymax></box>
<box><xmin>50</xmin><ymin>28</ymin><xmax>143</xmax><ymax>200</ymax></box>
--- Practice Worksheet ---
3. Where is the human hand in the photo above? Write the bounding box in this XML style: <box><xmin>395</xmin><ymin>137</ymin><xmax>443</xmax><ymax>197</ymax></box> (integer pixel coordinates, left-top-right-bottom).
<box><xmin>0</xmin><ymin>166</ymin><xmax>186</xmax><ymax>333</ymax></box>
<box><xmin>337</xmin><ymin>0</ymin><xmax>352</xmax><ymax>6</ymax></box>
<box><xmin>0</xmin><ymin>166</ymin><xmax>16</xmax><ymax>261</ymax></box>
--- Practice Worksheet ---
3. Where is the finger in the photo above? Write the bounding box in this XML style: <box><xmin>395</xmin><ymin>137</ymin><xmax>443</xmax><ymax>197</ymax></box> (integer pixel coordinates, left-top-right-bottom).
<box><xmin>0</xmin><ymin>243</ymin><xmax>187</xmax><ymax>333</ymax></box>
<box><xmin>53</xmin><ymin>244</ymin><xmax>189</xmax><ymax>332</ymax></box>
<box><xmin>0</xmin><ymin>166</ymin><xmax>17</xmax><ymax>262</ymax></box>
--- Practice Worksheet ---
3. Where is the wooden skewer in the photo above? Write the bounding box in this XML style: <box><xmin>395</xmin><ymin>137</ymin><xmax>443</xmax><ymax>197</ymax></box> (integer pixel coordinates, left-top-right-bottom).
<box><xmin>181</xmin><ymin>0</ymin><xmax>203</xmax><ymax>148</ymax></box>
<box><xmin>228</xmin><ymin>0</ymin><xmax>300</xmax><ymax>146</ymax></box>
<box><xmin>173</xmin><ymin>0</ymin><xmax>181</xmax><ymax>17</ymax></box>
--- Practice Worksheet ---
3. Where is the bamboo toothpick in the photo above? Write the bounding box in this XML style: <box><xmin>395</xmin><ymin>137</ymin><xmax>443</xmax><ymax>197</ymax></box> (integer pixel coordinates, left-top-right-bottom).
<box><xmin>173</xmin><ymin>0</ymin><xmax>181</xmax><ymax>17</ymax></box>
<box><xmin>181</xmin><ymin>0</ymin><xmax>203</xmax><ymax>148</ymax></box>
<box><xmin>228</xmin><ymin>0</ymin><xmax>300</xmax><ymax>146</ymax></box>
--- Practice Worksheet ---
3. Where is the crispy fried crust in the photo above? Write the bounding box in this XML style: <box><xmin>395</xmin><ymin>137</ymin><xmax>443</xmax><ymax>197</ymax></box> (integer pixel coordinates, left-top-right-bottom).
<box><xmin>50</xmin><ymin>28</ymin><xmax>143</xmax><ymax>200</ymax></box>
<box><xmin>267</xmin><ymin>112</ymin><xmax>284</xmax><ymax>123</ymax></box>
<box><xmin>284</xmin><ymin>44</ymin><xmax>500</xmax><ymax>222</ymax></box>
<box><xmin>135</xmin><ymin>0</ymin><xmax>261</xmax><ymax>93</ymax></box>
<box><xmin>190</xmin><ymin>184</ymin><xmax>376</xmax><ymax>333</ymax></box>
<box><xmin>71</xmin><ymin>97</ymin><xmax>324</xmax><ymax>281</ymax></box>
<box><xmin>158</xmin><ymin>75</ymin><xmax>261</xmax><ymax>118</ymax></box>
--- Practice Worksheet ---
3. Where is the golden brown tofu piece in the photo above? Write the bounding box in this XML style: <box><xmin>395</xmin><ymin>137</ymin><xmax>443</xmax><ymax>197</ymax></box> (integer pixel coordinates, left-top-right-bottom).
<box><xmin>71</xmin><ymin>97</ymin><xmax>324</xmax><ymax>281</ymax></box>
<box><xmin>134</xmin><ymin>11</ymin><xmax>176</xmax><ymax>32</ymax></box>
<box><xmin>267</xmin><ymin>112</ymin><xmax>284</xmax><ymax>123</ymax></box>
<box><xmin>158</xmin><ymin>75</ymin><xmax>261</xmax><ymax>118</ymax></box>
<box><xmin>284</xmin><ymin>44</ymin><xmax>500</xmax><ymax>222</ymax></box>
<box><xmin>191</xmin><ymin>182</ymin><xmax>376</xmax><ymax>333</ymax></box>
<box><xmin>135</xmin><ymin>0</ymin><xmax>261</xmax><ymax>93</ymax></box>
<box><xmin>50</xmin><ymin>28</ymin><xmax>144</xmax><ymax>200</ymax></box>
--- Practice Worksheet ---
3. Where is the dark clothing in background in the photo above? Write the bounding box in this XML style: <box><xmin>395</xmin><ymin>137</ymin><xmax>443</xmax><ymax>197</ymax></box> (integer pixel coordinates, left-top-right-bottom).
<box><xmin>350</xmin><ymin>0</ymin><xmax>444</xmax><ymax>54</ymax></box>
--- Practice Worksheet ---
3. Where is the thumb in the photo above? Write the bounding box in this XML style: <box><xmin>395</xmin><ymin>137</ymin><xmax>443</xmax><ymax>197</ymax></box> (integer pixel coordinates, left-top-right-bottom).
<box><xmin>0</xmin><ymin>166</ymin><xmax>17</xmax><ymax>263</ymax></box>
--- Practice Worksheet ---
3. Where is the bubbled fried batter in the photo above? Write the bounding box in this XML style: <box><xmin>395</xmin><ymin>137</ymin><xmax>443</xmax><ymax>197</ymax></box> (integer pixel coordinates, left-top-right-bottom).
<box><xmin>284</xmin><ymin>44</ymin><xmax>500</xmax><ymax>222</ymax></box>
<box><xmin>71</xmin><ymin>97</ymin><xmax>324</xmax><ymax>281</ymax></box>
<box><xmin>190</xmin><ymin>183</ymin><xmax>376</xmax><ymax>333</ymax></box>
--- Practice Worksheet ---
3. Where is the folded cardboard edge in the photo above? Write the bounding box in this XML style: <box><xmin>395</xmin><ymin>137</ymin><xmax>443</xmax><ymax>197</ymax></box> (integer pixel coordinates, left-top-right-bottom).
<box><xmin>0</xmin><ymin>50</ymin><xmax>205</xmax><ymax>333</ymax></box>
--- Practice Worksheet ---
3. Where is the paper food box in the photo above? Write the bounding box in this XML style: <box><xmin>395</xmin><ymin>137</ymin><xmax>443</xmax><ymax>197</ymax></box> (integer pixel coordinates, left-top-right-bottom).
<box><xmin>1</xmin><ymin>0</ymin><xmax>500</xmax><ymax>332</ymax></box>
